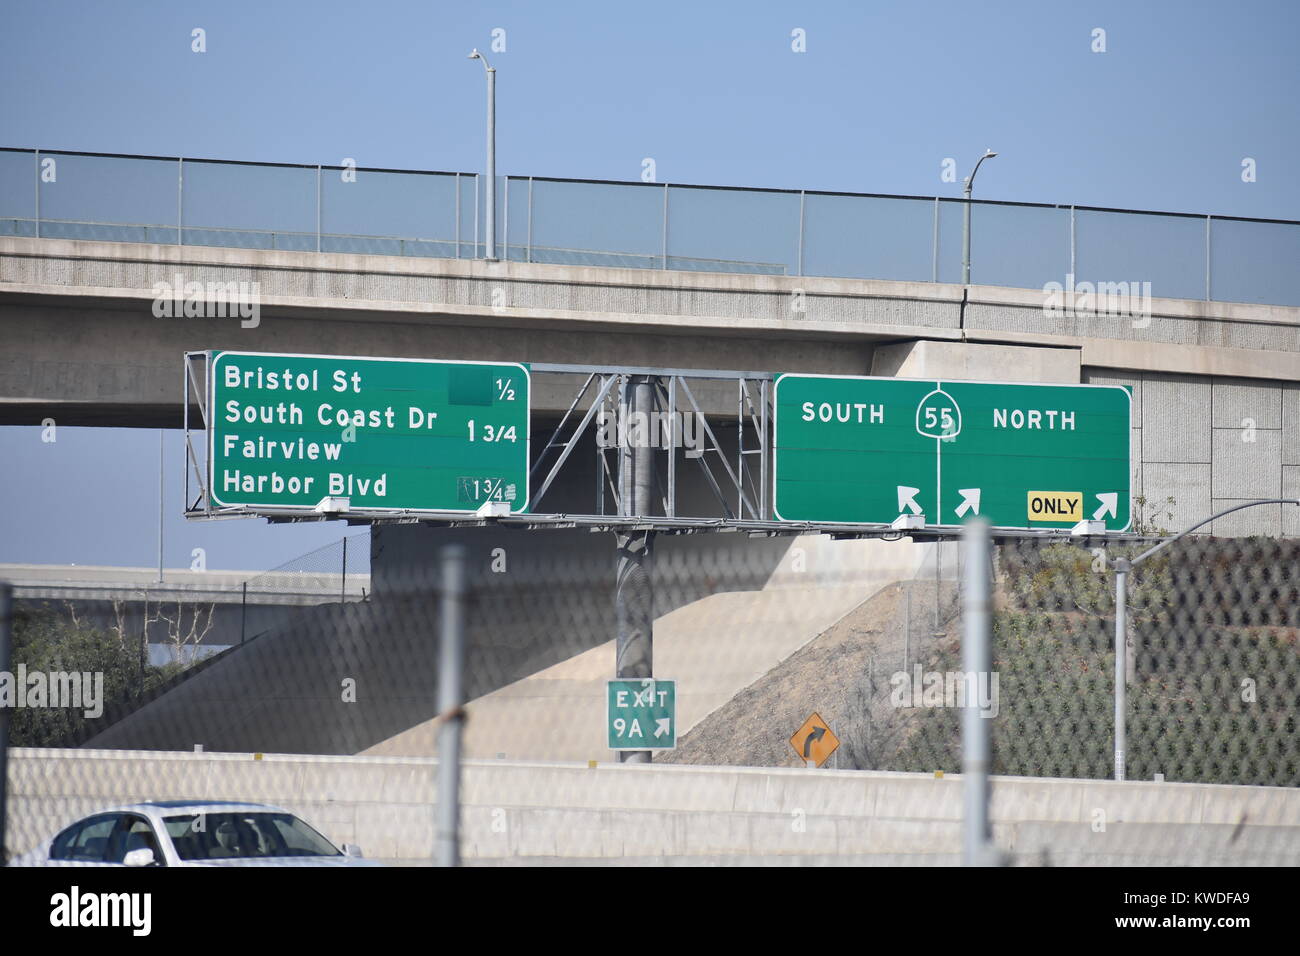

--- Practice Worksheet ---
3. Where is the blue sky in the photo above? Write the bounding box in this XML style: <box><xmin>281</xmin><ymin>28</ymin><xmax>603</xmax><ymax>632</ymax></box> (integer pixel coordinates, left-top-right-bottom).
<box><xmin>4</xmin><ymin>0</ymin><xmax>1296</xmax><ymax>217</ymax></box>
<box><xmin>1</xmin><ymin>0</ymin><xmax>1296</xmax><ymax>569</ymax></box>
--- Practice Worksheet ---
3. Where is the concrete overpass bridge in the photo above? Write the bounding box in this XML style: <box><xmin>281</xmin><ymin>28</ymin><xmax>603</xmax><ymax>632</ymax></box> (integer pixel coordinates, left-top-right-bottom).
<box><xmin>4</xmin><ymin>148</ymin><xmax>1298</xmax><ymax>756</ymax></box>
<box><xmin>1</xmin><ymin>153</ymin><xmax>1298</xmax><ymax>550</ymax></box>
<box><xmin>3</xmin><ymin>556</ymin><xmax>371</xmax><ymax>654</ymax></box>
<box><xmin>2</xmin><ymin>210</ymin><xmax>1297</xmax><ymax>534</ymax></box>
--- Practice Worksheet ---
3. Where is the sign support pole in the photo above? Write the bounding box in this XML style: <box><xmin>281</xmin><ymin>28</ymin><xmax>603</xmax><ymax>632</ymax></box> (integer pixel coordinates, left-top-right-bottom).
<box><xmin>434</xmin><ymin>544</ymin><xmax>467</xmax><ymax>866</ymax></box>
<box><xmin>961</xmin><ymin>519</ymin><xmax>993</xmax><ymax>866</ymax></box>
<box><xmin>615</xmin><ymin>376</ymin><xmax>655</xmax><ymax>763</ymax></box>
<box><xmin>0</xmin><ymin>584</ymin><xmax>11</xmax><ymax>866</ymax></box>
<box><xmin>1113</xmin><ymin>559</ymin><xmax>1128</xmax><ymax>781</ymax></box>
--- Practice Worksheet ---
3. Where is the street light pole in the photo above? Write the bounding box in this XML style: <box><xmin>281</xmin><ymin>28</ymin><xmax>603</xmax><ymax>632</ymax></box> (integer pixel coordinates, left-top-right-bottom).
<box><xmin>1110</xmin><ymin>498</ymin><xmax>1299</xmax><ymax>781</ymax></box>
<box><xmin>961</xmin><ymin>149</ymin><xmax>997</xmax><ymax>286</ymax></box>
<box><xmin>468</xmin><ymin>49</ymin><xmax>496</xmax><ymax>261</ymax></box>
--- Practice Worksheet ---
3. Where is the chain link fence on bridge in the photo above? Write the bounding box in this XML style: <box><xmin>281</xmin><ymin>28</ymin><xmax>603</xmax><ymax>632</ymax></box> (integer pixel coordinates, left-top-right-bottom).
<box><xmin>5</xmin><ymin>147</ymin><xmax>1300</xmax><ymax>306</ymax></box>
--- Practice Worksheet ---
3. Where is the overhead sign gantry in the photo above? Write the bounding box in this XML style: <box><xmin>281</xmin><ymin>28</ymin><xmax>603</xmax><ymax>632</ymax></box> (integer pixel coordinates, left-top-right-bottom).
<box><xmin>184</xmin><ymin>351</ymin><xmax>1132</xmax><ymax>540</ymax></box>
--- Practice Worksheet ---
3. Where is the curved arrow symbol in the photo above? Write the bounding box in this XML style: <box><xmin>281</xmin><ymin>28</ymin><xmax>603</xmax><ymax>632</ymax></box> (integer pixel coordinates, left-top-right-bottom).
<box><xmin>897</xmin><ymin>486</ymin><xmax>923</xmax><ymax>515</ymax></box>
<box><xmin>802</xmin><ymin>725</ymin><xmax>826</xmax><ymax>759</ymax></box>
<box><xmin>1093</xmin><ymin>492</ymin><xmax>1118</xmax><ymax>521</ymax></box>
<box><xmin>955</xmin><ymin>488</ymin><xmax>981</xmax><ymax>518</ymax></box>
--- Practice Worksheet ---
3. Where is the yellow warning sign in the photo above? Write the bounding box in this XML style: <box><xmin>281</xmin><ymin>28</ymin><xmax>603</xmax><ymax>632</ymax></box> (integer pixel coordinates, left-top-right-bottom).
<box><xmin>790</xmin><ymin>712</ymin><xmax>840</xmax><ymax>767</ymax></box>
<box><xmin>1027</xmin><ymin>490</ymin><xmax>1083</xmax><ymax>522</ymax></box>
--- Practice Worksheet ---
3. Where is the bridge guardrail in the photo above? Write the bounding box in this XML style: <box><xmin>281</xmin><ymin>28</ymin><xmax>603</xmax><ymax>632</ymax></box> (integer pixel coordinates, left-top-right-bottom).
<box><xmin>2</xmin><ymin>147</ymin><xmax>1296</xmax><ymax>306</ymax></box>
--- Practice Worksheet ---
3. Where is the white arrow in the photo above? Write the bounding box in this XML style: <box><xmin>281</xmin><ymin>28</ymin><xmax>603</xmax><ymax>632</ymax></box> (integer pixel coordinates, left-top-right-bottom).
<box><xmin>897</xmin><ymin>486</ymin><xmax>923</xmax><ymax>515</ymax></box>
<box><xmin>654</xmin><ymin>718</ymin><xmax>671</xmax><ymax>739</ymax></box>
<box><xmin>1093</xmin><ymin>492</ymin><xmax>1118</xmax><ymax>521</ymax></box>
<box><xmin>955</xmin><ymin>488</ymin><xmax>981</xmax><ymax>518</ymax></box>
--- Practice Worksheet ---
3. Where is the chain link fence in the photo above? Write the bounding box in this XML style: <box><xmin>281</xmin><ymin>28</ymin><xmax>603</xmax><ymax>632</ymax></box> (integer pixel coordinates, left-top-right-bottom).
<box><xmin>1</xmin><ymin>527</ymin><xmax>1296</xmax><ymax>866</ymax></box>
<box><xmin>235</xmin><ymin>531</ymin><xmax>370</xmax><ymax>644</ymax></box>
<box><xmin>5</xmin><ymin>147</ymin><xmax>1300</xmax><ymax>305</ymax></box>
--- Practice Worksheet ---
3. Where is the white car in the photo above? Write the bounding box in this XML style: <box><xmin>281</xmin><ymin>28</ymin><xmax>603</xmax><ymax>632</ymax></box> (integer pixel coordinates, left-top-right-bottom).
<box><xmin>11</xmin><ymin>801</ymin><xmax>385</xmax><ymax>867</ymax></box>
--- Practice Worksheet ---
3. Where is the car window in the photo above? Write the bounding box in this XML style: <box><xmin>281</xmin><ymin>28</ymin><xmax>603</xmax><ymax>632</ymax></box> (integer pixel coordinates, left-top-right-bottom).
<box><xmin>268</xmin><ymin>816</ymin><xmax>341</xmax><ymax>856</ymax></box>
<box><xmin>162</xmin><ymin>812</ymin><xmax>342</xmax><ymax>860</ymax></box>
<box><xmin>107</xmin><ymin>814</ymin><xmax>165</xmax><ymax>866</ymax></box>
<box><xmin>49</xmin><ymin>814</ymin><xmax>119</xmax><ymax>862</ymax></box>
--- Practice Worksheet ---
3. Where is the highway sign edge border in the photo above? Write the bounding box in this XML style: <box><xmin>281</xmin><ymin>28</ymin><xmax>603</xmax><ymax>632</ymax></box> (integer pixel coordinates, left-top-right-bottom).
<box><xmin>772</xmin><ymin>372</ymin><xmax>1133</xmax><ymax>532</ymax></box>
<box><xmin>206</xmin><ymin>349</ymin><xmax>532</xmax><ymax>516</ymax></box>
<box><xmin>603</xmin><ymin>676</ymin><xmax>676</xmax><ymax>749</ymax></box>
<box><xmin>789</xmin><ymin>710</ymin><xmax>839</xmax><ymax>767</ymax></box>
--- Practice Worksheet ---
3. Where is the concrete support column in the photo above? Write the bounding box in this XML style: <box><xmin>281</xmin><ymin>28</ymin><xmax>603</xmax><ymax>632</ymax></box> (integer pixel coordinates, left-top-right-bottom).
<box><xmin>615</xmin><ymin>376</ymin><xmax>655</xmax><ymax>763</ymax></box>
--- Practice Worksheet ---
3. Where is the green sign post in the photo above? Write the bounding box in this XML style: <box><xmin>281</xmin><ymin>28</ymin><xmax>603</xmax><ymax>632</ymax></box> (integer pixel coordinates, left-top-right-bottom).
<box><xmin>773</xmin><ymin>374</ymin><xmax>1131</xmax><ymax>531</ymax></box>
<box><xmin>208</xmin><ymin>350</ymin><xmax>530</xmax><ymax>514</ymax></box>
<box><xmin>606</xmin><ymin>679</ymin><xmax>676</xmax><ymax>750</ymax></box>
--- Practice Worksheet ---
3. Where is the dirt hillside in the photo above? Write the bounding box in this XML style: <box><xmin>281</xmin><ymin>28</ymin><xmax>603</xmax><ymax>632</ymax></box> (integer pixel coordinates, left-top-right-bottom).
<box><xmin>659</xmin><ymin>580</ymin><xmax>960</xmax><ymax>769</ymax></box>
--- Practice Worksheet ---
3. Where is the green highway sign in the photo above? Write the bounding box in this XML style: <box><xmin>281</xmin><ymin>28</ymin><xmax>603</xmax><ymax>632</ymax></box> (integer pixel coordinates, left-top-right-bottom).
<box><xmin>773</xmin><ymin>374</ymin><xmax>1131</xmax><ymax>531</ymax></box>
<box><xmin>607</xmin><ymin>679</ymin><xmax>676</xmax><ymax>750</ymax></box>
<box><xmin>208</xmin><ymin>351</ymin><xmax>530</xmax><ymax>514</ymax></box>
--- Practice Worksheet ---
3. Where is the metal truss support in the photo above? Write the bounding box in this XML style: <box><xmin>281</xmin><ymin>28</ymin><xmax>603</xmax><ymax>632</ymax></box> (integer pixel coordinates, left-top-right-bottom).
<box><xmin>183</xmin><ymin>351</ymin><xmax>212</xmax><ymax>515</ymax></box>
<box><xmin>529</xmin><ymin>372</ymin><xmax>618</xmax><ymax>512</ymax></box>
<box><xmin>523</xmin><ymin>363</ymin><xmax>774</xmax><ymax>523</ymax></box>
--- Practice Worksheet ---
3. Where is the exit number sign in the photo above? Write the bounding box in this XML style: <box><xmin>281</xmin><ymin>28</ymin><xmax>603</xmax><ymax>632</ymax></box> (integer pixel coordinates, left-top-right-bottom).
<box><xmin>606</xmin><ymin>679</ymin><xmax>676</xmax><ymax>750</ymax></box>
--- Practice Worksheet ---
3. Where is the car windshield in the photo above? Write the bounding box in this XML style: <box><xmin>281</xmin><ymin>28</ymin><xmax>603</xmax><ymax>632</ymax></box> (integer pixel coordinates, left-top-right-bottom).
<box><xmin>163</xmin><ymin>811</ymin><xmax>343</xmax><ymax>861</ymax></box>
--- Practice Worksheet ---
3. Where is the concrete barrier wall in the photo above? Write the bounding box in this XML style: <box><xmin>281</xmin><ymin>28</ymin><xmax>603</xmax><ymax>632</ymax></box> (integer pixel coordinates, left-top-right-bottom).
<box><xmin>6</xmin><ymin>748</ymin><xmax>1298</xmax><ymax>866</ymax></box>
